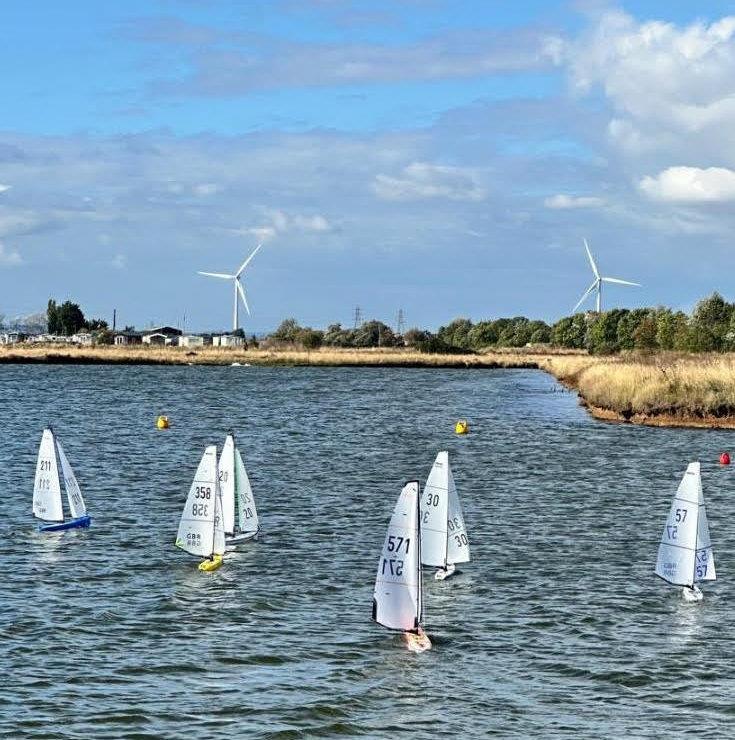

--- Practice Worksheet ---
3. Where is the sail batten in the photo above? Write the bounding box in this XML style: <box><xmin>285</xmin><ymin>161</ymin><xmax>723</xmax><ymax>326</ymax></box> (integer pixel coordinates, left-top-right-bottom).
<box><xmin>373</xmin><ymin>481</ymin><xmax>422</xmax><ymax>632</ymax></box>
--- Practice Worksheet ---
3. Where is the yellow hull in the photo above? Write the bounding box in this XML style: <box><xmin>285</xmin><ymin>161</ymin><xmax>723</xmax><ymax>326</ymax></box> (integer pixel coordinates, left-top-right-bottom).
<box><xmin>198</xmin><ymin>554</ymin><xmax>223</xmax><ymax>572</ymax></box>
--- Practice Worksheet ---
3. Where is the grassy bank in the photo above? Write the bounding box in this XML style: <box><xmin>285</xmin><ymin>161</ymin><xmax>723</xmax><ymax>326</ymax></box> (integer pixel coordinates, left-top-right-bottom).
<box><xmin>0</xmin><ymin>343</ymin><xmax>569</xmax><ymax>368</ymax></box>
<box><xmin>540</xmin><ymin>353</ymin><xmax>735</xmax><ymax>428</ymax></box>
<box><xmin>4</xmin><ymin>344</ymin><xmax>735</xmax><ymax>428</ymax></box>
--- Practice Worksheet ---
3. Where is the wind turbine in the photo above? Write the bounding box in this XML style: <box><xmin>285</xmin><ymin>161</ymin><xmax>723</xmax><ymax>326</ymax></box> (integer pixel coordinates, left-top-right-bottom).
<box><xmin>198</xmin><ymin>243</ymin><xmax>262</xmax><ymax>331</ymax></box>
<box><xmin>573</xmin><ymin>239</ymin><xmax>640</xmax><ymax>313</ymax></box>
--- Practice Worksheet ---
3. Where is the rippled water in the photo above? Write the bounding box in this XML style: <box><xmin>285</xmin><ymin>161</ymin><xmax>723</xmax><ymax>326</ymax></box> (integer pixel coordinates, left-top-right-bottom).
<box><xmin>2</xmin><ymin>365</ymin><xmax>735</xmax><ymax>738</ymax></box>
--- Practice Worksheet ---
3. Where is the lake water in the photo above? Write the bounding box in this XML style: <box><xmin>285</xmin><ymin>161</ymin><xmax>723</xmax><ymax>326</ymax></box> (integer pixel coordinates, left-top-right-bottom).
<box><xmin>2</xmin><ymin>365</ymin><xmax>735</xmax><ymax>738</ymax></box>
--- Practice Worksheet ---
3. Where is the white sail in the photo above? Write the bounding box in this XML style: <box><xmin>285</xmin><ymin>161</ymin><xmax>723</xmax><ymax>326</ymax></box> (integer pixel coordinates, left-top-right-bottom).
<box><xmin>176</xmin><ymin>446</ymin><xmax>218</xmax><ymax>557</ymax></box>
<box><xmin>56</xmin><ymin>439</ymin><xmax>87</xmax><ymax>518</ymax></box>
<box><xmin>446</xmin><ymin>461</ymin><xmax>470</xmax><ymax>565</ymax></box>
<box><xmin>373</xmin><ymin>481</ymin><xmax>422</xmax><ymax>632</ymax></box>
<box><xmin>235</xmin><ymin>448</ymin><xmax>259</xmax><ymax>534</ymax></box>
<box><xmin>213</xmin><ymin>474</ymin><xmax>225</xmax><ymax>556</ymax></box>
<box><xmin>420</xmin><ymin>452</ymin><xmax>449</xmax><ymax>567</ymax></box>
<box><xmin>33</xmin><ymin>428</ymin><xmax>63</xmax><ymax>522</ymax></box>
<box><xmin>656</xmin><ymin>462</ymin><xmax>715</xmax><ymax>586</ymax></box>
<box><xmin>219</xmin><ymin>434</ymin><xmax>236</xmax><ymax>535</ymax></box>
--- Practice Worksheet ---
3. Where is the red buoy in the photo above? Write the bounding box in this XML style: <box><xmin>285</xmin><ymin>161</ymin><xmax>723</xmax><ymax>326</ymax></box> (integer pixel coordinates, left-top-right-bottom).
<box><xmin>720</xmin><ymin>452</ymin><xmax>730</xmax><ymax>465</ymax></box>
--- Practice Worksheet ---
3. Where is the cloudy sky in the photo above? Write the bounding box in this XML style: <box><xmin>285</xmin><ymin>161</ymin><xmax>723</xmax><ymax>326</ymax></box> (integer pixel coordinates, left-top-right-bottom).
<box><xmin>2</xmin><ymin>0</ymin><xmax>735</xmax><ymax>331</ymax></box>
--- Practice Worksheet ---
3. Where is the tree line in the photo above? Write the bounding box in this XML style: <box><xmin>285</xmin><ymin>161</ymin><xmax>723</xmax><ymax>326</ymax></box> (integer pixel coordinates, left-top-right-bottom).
<box><xmin>46</xmin><ymin>299</ymin><xmax>108</xmax><ymax>337</ymax></box>
<box><xmin>269</xmin><ymin>293</ymin><xmax>735</xmax><ymax>354</ymax></box>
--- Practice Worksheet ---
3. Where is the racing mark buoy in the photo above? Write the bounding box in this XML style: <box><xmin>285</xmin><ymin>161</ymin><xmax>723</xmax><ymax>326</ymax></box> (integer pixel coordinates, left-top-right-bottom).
<box><xmin>720</xmin><ymin>451</ymin><xmax>730</xmax><ymax>465</ymax></box>
<box><xmin>156</xmin><ymin>415</ymin><xmax>170</xmax><ymax>430</ymax></box>
<box><xmin>455</xmin><ymin>419</ymin><xmax>468</xmax><ymax>435</ymax></box>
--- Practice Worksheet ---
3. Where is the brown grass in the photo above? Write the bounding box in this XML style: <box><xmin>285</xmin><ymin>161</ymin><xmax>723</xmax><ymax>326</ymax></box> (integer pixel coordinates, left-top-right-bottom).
<box><xmin>541</xmin><ymin>352</ymin><xmax>735</xmax><ymax>426</ymax></box>
<box><xmin>5</xmin><ymin>344</ymin><xmax>735</xmax><ymax>427</ymax></box>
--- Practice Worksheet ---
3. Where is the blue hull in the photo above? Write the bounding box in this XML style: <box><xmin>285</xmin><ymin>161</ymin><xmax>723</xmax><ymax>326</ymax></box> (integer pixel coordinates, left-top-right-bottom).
<box><xmin>39</xmin><ymin>515</ymin><xmax>92</xmax><ymax>532</ymax></box>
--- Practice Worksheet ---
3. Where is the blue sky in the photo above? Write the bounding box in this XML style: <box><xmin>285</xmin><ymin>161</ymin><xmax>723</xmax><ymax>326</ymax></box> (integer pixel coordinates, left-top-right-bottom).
<box><xmin>2</xmin><ymin>1</ymin><xmax>735</xmax><ymax>331</ymax></box>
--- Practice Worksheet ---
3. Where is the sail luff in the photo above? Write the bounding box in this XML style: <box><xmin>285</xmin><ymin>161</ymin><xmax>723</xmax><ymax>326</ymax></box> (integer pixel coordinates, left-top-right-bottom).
<box><xmin>655</xmin><ymin>462</ymin><xmax>702</xmax><ymax>587</ymax></box>
<box><xmin>372</xmin><ymin>481</ymin><xmax>421</xmax><ymax>632</ymax></box>
<box><xmin>419</xmin><ymin>452</ymin><xmax>449</xmax><ymax>568</ymax></box>
<box><xmin>33</xmin><ymin>428</ymin><xmax>64</xmax><ymax>522</ymax></box>
<box><xmin>176</xmin><ymin>446</ymin><xmax>218</xmax><ymax>557</ymax></box>
<box><xmin>219</xmin><ymin>434</ymin><xmax>236</xmax><ymax>535</ymax></box>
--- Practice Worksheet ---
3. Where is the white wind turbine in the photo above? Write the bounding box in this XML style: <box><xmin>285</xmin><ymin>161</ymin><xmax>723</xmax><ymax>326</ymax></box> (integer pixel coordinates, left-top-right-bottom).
<box><xmin>573</xmin><ymin>239</ymin><xmax>640</xmax><ymax>313</ymax></box>
<box><xmin>198</xmin><ymin>243</ymin><xmax>262</xmax><ymax>331</ymax></box>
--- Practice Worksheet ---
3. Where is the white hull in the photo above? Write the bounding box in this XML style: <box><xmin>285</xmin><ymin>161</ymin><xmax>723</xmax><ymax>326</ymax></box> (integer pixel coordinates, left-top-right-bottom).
<box><xmin>225</xmin><ymin>530</ymin><xmax>258</xmax><ymax>549</ymax></box>
<box><xmin>682</xmin><ymin>585</ymin><xmax>704</xmax><ymax>603</ymax></box>
<box><xmin>434</xmin><ymin>563</ymin><xmax>456</xmax><ymax>581</ymax></box>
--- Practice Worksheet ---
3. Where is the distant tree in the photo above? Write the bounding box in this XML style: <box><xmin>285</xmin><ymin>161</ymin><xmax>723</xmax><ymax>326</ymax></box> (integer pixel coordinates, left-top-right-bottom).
<box><xmin>250</xmin><ymin>334</ymin><xmax>259</xmax><ymax>348</ymax></box>
<box><xmin>551</xmin><ymin>314</ymin><xmax>588</xmax><ymax>349</ymax></box>
<box><xmin>85</xmin><ymin>318</ymin><xmax>109</xmax><ymax>332</ymax></box>
<box><xmin>403</xmin><ymin>328</ymin><xmax>432</xmax><ymax>348</ymax></box>
<box><xmin>272</xmin><ymin>318</ymin><xmax>301</xmax><ymax>343</ymax></box>
<box><xmin>467</xmin><ymin>321</ymin><xmax>498</xmax><ymax>349</ymax></box>
<box><xmin>55</xmin><ymin>301</ymin><xmax>86</xmax><ymax>336</ymax></box>
<box><xmin>691</xmin><ymin>292</ymin><xmax>732</xmax><ymax>351</ymax></box>
<box><xmin>298</xmin><ymin>328</ymin><xmax>323</xmax><ymax>350</ymax></box>
<box><xmin>527</xmin><ymin>320</ymin><xmax>551</xmax><ymax>344</ymax></box>
<box><xmin>232</xmin><ymin>327</ymin><xmax>246</xmax><ymax>338</ymax></box>
<box><xmin>438</xmin><ymin>318</ymin><xmax>473</xmax><ymax>349</ymax></box>
<box><xmin>47</xmin><ymin>299</ymin><xmax>59</xmax><ymax>334</ymax></box>
<box><xmin>633</xmin><ymin>316</ymin><xmax>659</xmax><ymax>351</ymax></box>
<box><xmin>352</xmin><ymin>320</ymin><xmax>396</xmax><ymax>348</ymax></box>
<box><xmin>323</xmin><ymin>323</ymin><xmax>354</xmax><ymax>347</ymax></box>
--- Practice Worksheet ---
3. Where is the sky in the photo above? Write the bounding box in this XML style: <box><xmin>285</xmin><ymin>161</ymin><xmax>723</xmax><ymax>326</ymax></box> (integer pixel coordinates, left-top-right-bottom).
<box><xmin>2</xmin><ymin>0</ymin><xmax>735</xmax><ymax>332</ymax></box>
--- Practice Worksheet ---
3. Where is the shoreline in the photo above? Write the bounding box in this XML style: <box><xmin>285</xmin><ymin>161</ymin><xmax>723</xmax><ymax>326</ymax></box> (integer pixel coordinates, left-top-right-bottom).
<box><xmin>3</xmin><ymin>345</ymin><xmax>735</xmax><ymax>430</ymax></box>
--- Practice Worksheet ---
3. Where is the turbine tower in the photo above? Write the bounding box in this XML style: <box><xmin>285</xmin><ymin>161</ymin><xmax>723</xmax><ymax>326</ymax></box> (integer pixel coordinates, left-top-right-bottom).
<box><xmin>198</xmin><ymin>243</ymin><xmax>262</xmax><ymax>331</ymax></box>
<box><xmin>572</xmin><ymin>239</ymin><xmax>640</xmax><ymax>313</ymax></box>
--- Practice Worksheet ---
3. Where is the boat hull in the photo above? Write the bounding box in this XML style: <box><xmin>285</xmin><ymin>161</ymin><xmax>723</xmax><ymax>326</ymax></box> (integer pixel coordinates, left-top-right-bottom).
<box><xmin>404</xmin><ymin>630</ymin><xmax>432</xmax><ymax>653</ymax></box>
<box><xmin>198</xmin><ymin>554</ymin><xmax>224</xmax><ymax>572</ymax></box>
<box><xmin>38</xmin><ymin>515</ymin><xmax>92</xmax><ymax>532</ymax></box>
<box><xmin>225</xmin><ymin>530</ymin><xmax>259</xmax><ymax>548</ymax></box>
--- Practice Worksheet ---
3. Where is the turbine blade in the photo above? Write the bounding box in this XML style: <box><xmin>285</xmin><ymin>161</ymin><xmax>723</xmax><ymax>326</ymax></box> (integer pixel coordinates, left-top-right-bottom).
<box><xmin>236</xmin><ymin>279</ymin><xmax>251</xmax><ymax>315</ymax></box>
<box><xmin>235</xmin><ymin>243</ymin><xmax>263</xmax><ymax>278</ymax></box>
<box><xmin>602</xmin><ymin>277</ymin><xmax>641</xmax><ymax>287</ymax></box>
<box><xmin>583</xmin><ymin>238</ymin><xmax>600</xmax><ymax>279</ymax></box>
<box><xmin>198</xmin><ymin>271</ymin><xmax>234</xmax><ymax>279</ymax></box>
<box><xmin>572</xmin><ymin>280</ymin><xmax>598</xmax><ymax>313</ymax></box>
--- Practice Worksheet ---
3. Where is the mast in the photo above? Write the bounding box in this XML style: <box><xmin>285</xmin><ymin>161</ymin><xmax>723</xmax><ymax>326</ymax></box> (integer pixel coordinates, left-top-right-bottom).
<box><xmin>692</xmin><ymin>476</ymin><xmax>702</xmax><ymax>587</ymax></box>
<box><xmin>416</xmin><ymin>477</ymin><xmax>423</xmax><ymax>629</ymax></box>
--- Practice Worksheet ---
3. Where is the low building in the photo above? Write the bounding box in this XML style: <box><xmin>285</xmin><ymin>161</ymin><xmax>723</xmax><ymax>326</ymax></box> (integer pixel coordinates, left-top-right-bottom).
<box><xmin>213</xmin><ymin>334</ymin><xmax>245</xmax><ymax>348</ymax></box>
<box><xmin>180</xmin><ymin>335</ymin><xmax>205</xmax><ymax>348</ymax></box>
<box><xmin>71</xmin><ymin>332</ymin><xmax>93</xmax><ymax>346</ymax></box>
<box><xmin>0</xmin><ymin>332</ymin><xmax>26</xmax><ymax>344</ymax></box>
<box><xmin>114</xmin><ymin>331</ymin><xmax>143</xmax><ymax>346</ymax></box>
<box><xmin>142</xmin><ymin>326</ymin><xmax>183</xmax><ymax>346</ymax></box>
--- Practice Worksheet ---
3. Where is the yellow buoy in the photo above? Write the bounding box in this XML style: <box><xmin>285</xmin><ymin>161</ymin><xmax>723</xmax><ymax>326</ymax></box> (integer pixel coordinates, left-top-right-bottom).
<box><xmin>198</xmin><ymin>554</ymin><xmax>223</xmax><ymax>572</ymax></box>
<box><xmin>156</xmin><ymin>415</ymin><xmax>170</xmax><ymax>430</ymax></box>
<box><xmin>455</xmin><ymin>419</ymin><xmax>469</xmax><ymax>435</ymax></box>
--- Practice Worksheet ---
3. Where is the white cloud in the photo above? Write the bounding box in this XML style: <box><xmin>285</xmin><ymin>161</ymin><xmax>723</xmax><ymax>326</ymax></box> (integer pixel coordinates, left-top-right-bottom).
<box><xmin>639</xmin><ymin>166</ymin><xmax>735</xmax><ymax>202</ymax></box>
<box><xmin>372</xmin><ymin>162</ymin><xmax>486</xmax><ymax>202</ymax></box>
<box><xmin>544</xmin><ymin>194</ymin><xmax>605</xmax><ymax>209</ymax></box>
<box><xmin>193</xmin><ymin>182</ymin><xmax>221</xmax><ymax>196</ymax></box>
<box><xmin>111</xmin><ymin>253</ymin><xmax>127</xmax><ymax>269</ymax></box>
<box><xmin>0</xmin><ymin>184</ymin><xmax>11</xmax><ymax>194</ymax></box>
<box><xmin>0</xmin><ymin>241</ymin><xmax>22</xmax><ymax>267</ymax></box>
<box><xmin>248</xmin><ymin>209</ymin><xmax>333</xmax><ymax>240</ymax></box>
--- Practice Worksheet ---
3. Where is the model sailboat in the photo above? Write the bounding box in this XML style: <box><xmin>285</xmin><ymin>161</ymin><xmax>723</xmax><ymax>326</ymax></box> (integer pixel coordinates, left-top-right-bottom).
<box><xmin>218</xmin><ymin>432</ymin><xmax>260</xmax><ymax>547</ymax></box>
<box><xmin>420</xmin><ymin>451</ymin><xmax>470</xmax><ymax>580</ymax></box>
<box><xmin>33</xmin><ymin>427</ymin><xmax>91</xmax><ymax>532</ymax></box>
<box><xmin>655</xmin><ymin>462</ymin><xmax>716</xmax><ymax>602</ymax></box>
<box><xmin>372</xmin><ymin>481</ymin><xmax>431</xmax><ymax>653</ymax></box>
<box><xmin>175</xmin><ymin>445</ymin><xmax>226</xmax><ymax>572</ymax></box>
